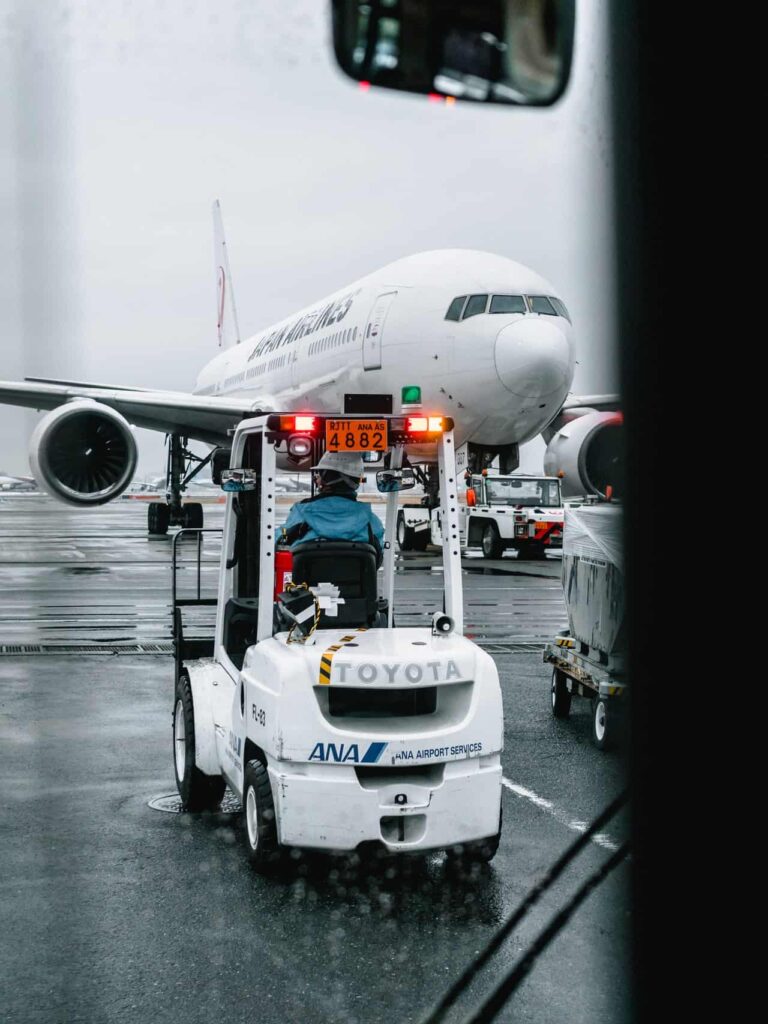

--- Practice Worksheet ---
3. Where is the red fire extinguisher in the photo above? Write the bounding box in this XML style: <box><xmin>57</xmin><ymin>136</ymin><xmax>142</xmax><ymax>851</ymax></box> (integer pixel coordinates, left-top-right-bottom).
<box><xmin>274</xmin><ymin>545</ymin><xmax>293</xmax><ymax>599</ymax></box>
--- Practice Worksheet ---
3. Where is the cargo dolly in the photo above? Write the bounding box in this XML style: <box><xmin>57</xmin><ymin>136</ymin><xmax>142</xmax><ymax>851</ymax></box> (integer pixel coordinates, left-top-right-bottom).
<box><xmin>544</xmin><ymin>632</ymin><xmax>626</xmax><ymax>751</ymax></box>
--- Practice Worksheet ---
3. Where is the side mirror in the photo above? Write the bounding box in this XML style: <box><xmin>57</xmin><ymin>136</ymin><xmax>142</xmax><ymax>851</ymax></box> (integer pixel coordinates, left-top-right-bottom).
<box><xmin>466</xmin><ymin>487</ymin><xmax>477</xmax><ymax>507</ymax></box>
<box><xmin>331</xmin><ymin>0</ymin><xmax>575</xmax><ymax>107</ymax></box>
<box><xmin>220</xmin><ymin>468</ymin><xmax>259</xmax><ymax>493</ymax></box>
<box><xmin>376</xmin><ymin>468</ymin><xmax>416</xmax><ymax>493</ymax></box>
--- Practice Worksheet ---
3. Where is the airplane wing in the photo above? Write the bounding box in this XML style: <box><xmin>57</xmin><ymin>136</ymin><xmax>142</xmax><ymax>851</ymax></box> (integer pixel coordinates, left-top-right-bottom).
<box><xmin>0</xmin><ymin>379</ymin><xmax>272</xmax><ymax>446</ymax></box>
<box><xmin>561</xmin><ymin>393</ymin><xmax>621</xmax><ymax>411</ymax></box>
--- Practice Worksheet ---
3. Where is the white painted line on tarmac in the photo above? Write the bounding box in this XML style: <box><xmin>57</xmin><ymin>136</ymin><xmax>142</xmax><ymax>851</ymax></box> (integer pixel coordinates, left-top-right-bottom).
<box><xmin>502</xmin><ymin>777</ymin><xmax>620</xmax><ymax>852</ymax></box>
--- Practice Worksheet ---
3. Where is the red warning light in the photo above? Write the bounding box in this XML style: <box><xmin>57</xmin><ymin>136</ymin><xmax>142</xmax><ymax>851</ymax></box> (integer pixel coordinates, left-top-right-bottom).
<box><xmin>277</xmin><ymin>415</ymin><xmax>317</xmax><ymax>433</ymax></box>
<box><xmin>427</xmin><ymin>92</ymin><xmax>442</xmax><ymax>103</ymax></box>
<box><xmin>359</xmin><ymin>80</ymin><xmax>371</xmax><ymax>93</ymax></box>
<box><xmin>407</xmin><ymin>416</ymin><xmax>428</xmax><ymax>432</ymax></box>
<box><xmin>406</xmin><ymin>415</ymin><xmax>445</xmax><ymax>434</ymax></box>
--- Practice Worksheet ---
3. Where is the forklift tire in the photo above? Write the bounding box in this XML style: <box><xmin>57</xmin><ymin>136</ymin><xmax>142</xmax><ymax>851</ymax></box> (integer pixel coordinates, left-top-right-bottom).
<box><xmin>481</xmin><ymin>523</ymin><xmax>503</xmax><ymax>559</ymax></box>
<box><xmin>242</xmin><ymin>758</ymin><xmax>280</xmax><ymax>872</ymax></box>
<box><xmin>447</xmin><ymin>805</ymin><xmax>502</xmax><ymax>865</ymax></box>
<box><xmin>182</xmin><ymin>502</ymin><xmax>204</xmax><ymax>530</ymax></box>
<box><xmin>148</xmin><ymin>502</ymin><xmax>170</xmax><ymax>535</ymax></box>
<box><xmin>551</xmin><ymin>668</ymin><xmax>572</xmax><ymax>718</ymax></box>
<box><xmin>591</xmin><ymin>696</ymin><xmax>615</xmax><ymax>751</ymax></box>
<box><xmin>173</xmin><ymin>674</ymin><xmax>226</xmax><ymax>811</ymax></box>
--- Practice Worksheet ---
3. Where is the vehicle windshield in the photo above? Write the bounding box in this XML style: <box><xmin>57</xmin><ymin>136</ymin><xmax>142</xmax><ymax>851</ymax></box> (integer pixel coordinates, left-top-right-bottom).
<box><xmin>485</xmin><ymin>477</ymin><xmax>561</xmax><ymax>507</ymax></box>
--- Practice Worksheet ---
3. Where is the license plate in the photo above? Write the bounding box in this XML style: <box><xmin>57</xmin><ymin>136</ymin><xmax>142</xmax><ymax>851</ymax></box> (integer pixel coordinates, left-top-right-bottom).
<box><xmin>325</xmin><ymin>419</ymin><xmax>388</xmax><ymax>453</ymax></box>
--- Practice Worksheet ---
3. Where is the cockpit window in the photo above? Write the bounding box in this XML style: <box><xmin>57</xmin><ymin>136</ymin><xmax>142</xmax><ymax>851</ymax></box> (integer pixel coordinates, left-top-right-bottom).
<box><xmin>463</xmin><ymin>294</ymin><xmax>488</xmax><ymax>319</ymax></box>
<box><xmin>549</xmin><ymin>296</ymin><xmax>571</xmax><ymax>322</ymax></box>
<box><xmin>527</xmin><ymin>295</ymin><xmax>557</xmax><ymax>315</ymax></box>
<box><xmin>489</xmin><ymin>295</ymin><xmax>526</xmax><ymax>314</ymax></box>
<box><xmin>445</xmin><ymin>296</ymin><xmax>467</xmax><ymax>321</ymax></box>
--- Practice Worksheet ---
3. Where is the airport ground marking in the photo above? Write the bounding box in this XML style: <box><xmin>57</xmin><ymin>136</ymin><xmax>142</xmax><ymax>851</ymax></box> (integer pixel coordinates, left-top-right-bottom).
<box><xmin>501</xmin><ymin>778</ymin><xmax>620</xmax><ymax>852</ymax></box>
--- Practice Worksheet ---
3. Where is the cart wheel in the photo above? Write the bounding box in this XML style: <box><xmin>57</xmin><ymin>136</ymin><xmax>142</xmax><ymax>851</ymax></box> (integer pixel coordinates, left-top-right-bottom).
<box><xmin>242</xmin><ymin>758</ymin><xmax>281</xmax><ymax>872</ymax></box>
<box><xmin>551</xmin><ymin>668</ymin><xmax>572</xmax><ymax>718</ymax></box>
<box><xmin>173</xmin><ymin>674</ymin><xmax>226</xmax><ymax>810</ymax></box>
<box><xmin>396</xmin><ymin>514</ymin><xmax>412</xmax><ymax>551</ymax></box>
<box><xmin>591</xmin><ymin>696</ymin><xmax>616</xmax><ymax>751</ymax></box>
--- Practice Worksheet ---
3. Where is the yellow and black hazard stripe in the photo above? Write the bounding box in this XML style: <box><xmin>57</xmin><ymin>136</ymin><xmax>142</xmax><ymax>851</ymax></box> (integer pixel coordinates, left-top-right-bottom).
<box><xmin>318</xmin><ymin>628</ymin><xmax>368</xmax><ymax>685</ymax></box>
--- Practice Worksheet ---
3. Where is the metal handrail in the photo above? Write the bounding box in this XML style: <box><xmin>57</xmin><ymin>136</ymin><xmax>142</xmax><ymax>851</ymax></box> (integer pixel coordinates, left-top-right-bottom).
<box><xmin>171</xmin><ymin>527</ymin><xmax>223</xmax><ymax>607</ymax></box>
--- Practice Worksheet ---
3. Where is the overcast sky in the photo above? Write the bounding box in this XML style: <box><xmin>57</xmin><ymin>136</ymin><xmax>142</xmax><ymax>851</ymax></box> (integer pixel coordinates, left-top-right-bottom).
<box><xmin>0</xmin><ymin>0</ymin><xmax>615</xmax><ymax>478</ymax></box>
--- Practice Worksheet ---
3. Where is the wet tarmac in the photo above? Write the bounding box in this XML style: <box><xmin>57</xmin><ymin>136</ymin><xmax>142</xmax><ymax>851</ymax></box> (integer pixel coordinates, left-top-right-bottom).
<box><xmin>0</xmin><ymin>495</ymin><xmax>630</xmax><ymax>1024</ymax></box>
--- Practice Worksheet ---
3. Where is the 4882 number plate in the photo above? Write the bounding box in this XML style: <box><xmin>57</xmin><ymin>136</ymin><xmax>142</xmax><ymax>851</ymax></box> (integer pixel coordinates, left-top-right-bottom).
<box><xmin>325</xmin><ymin>419</ymin><xmax>388</xmax><ymax>453</ymax></box>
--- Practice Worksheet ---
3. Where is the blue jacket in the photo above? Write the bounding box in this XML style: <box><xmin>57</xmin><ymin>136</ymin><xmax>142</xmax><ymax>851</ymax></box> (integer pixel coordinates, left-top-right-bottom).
<box><xmin>283</xmin><ymin>492</ymin><xmax>384</xmax><ymax>551</ymax></box>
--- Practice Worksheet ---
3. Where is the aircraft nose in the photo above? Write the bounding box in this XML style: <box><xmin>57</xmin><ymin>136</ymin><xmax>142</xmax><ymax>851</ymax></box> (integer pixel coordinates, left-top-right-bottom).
<box><xmin>494</xmin><ymin>319</ymin><xmax>573</xmax><ymax>398</ymax></box>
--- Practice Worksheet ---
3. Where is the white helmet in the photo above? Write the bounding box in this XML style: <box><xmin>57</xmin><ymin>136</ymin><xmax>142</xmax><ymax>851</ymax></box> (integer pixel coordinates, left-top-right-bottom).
<box><xmin>311</xmin><ymin>450</ymin><xmax>364</xmax><ymax>483</ymax></box>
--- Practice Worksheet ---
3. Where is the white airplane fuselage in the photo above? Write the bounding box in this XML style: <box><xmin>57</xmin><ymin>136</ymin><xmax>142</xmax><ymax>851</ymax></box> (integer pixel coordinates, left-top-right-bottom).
<box><xmin>194</xmin><ymin>250</ymin><xmax>575</xmax><ymax>451</ymax></box>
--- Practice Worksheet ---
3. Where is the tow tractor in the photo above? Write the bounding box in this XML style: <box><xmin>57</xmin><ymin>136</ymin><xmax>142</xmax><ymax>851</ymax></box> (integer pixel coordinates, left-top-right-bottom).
<box><xmin>171</xmin><ymin>411</ymin><xmax>503</xmax><ymax>870</ymax></box>
<box><xmin>462</xmin><ymin>473</ymin><xmax>564</xmax><ymax>559</ymax></box>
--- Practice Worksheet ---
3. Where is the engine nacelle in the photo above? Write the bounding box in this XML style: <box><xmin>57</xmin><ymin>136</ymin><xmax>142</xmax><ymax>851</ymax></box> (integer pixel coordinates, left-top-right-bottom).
<box><xmin>29</xmin><ymin>401</ymin><xmax>138</xmax><ymax>505</ymax></box>
<box><xmin>543</xmin><ymin>410</ymin><xmax>623</xmax><ymax>498</ymax></box>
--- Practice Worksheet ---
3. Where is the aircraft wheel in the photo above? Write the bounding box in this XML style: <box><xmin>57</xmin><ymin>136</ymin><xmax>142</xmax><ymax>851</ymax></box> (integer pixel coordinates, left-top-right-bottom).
<box><xmin>481</xmin><ymin>523</ymin><xmax>503</xmax><ymax>559</ymax></box>
<box><xmin>551</xmin><ymin>668</ymin><xmax>572</xmax><ymax>718</ymax></box>
<box><xmin>182</xmin><ymin>502</ymin><xmax>204</xmax><ymax>529</ymax></box>
<box><xmin>242</xmin><ymin>758</ymin><xmax>281</xmax><ymax>872</ymax></box>
<box><xmin>396</xmin><ymin>514</ymin><xmax>413</xmax><ymax>551</ymax></box>
<box><xmin>148</xmin><ymin>502</ymin><xmax>170</xmax><ymax>535</ymax></box>
<box><xmin>173</xmin><ymin>674</ymin><xmax>226</xmax><ymax>811</ymax></box>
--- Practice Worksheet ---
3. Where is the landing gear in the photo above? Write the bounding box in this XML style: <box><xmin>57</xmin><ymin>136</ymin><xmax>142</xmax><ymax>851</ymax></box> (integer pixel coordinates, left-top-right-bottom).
<box><xmin>146</xmin><ymin>434</ymin><xmax>214</xmax><ymax>535</ymax></box>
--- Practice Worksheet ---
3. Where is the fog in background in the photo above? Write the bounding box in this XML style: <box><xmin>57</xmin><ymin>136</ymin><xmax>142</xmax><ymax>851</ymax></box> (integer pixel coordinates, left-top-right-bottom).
<box><xmin>0</xmin><ymin>0</ymin><xmax>615</xmax><ymax>479</ymax></box>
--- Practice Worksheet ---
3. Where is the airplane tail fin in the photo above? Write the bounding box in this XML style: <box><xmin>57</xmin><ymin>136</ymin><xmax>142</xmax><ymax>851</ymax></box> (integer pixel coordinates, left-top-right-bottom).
<box><xmin>212</xmin><ymin>200</ymin><xmax>241</xmax><ymax>348</ymax></box>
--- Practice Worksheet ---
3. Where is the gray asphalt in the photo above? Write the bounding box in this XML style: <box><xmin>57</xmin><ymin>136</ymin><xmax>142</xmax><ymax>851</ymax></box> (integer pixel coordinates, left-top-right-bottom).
<box><xmin>0</xmin><ymin>495</ymin><xmax>630</xmax><ymax>1024</ymax></box>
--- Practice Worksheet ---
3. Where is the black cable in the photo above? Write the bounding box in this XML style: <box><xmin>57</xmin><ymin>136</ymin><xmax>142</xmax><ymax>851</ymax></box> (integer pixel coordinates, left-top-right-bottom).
<box><xmin>464</xmin><ymin>841</ymin><xmax>631</xmax><ymax>1024</ymax></box>
<box><xmin>419</xmin><ymin>789</ymin><xmax>629</xmax><ymax>1024</ymax></box>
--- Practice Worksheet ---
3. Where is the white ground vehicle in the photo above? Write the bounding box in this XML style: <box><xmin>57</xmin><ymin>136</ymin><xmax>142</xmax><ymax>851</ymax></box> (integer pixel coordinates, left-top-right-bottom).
<box><xmin>462</xmin><ymin>474</ymin><xmax>563</xmax><ymax>559</ymax></box>
<box><xmin>171</xmin><ymin>412</ymin><xmax>503</xmax><ymax>871</ymax></box>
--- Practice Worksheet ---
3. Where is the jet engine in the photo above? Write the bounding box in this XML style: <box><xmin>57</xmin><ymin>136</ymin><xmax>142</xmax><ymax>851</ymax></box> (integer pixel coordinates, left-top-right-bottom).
<box><xmin>543</xmin><ymin>410</ymin><xmax>624</xmax><ymax>498</ymax></box>
<box><xmin>29</xmin><ymin>401</ymin><xmax>138</xmax><ymax>505</ymax></box>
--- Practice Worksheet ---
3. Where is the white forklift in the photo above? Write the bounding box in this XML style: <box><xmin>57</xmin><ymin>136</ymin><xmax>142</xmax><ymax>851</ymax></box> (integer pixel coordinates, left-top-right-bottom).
<box><xmin>171</xmin><ymin>411</ymin><xmax>503</xmax><ymax>871</ymax></box>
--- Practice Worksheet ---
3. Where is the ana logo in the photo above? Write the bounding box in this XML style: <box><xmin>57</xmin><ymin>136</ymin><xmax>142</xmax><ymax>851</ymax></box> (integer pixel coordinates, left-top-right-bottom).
<box><xmin>228</xmin><ymin>731</ymin><xmax>242</xmax><ymax>756</ymax></box>
<box><xmin>308</xmin><ymin>741</ymin><xmax>387</xmax><ymax>764</ymax></box>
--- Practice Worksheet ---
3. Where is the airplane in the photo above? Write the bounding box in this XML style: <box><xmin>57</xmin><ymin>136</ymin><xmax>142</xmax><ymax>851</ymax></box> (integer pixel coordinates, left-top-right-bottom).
<box><xmin>0</xmin><ymin>202</ymin><xmax>620</xmax><ymax>533</ymax></box>
<box><xmin>0</xmin><ymin>473</ymin><xmax>37</xmax><ymax>492</ymax></box>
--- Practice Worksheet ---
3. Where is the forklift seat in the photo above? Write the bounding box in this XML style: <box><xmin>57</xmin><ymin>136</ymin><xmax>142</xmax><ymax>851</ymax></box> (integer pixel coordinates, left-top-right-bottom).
<box><xmin>290</xmin><ymin>540</ymin><xmax>381</xmax><ymax>628</ymax></box>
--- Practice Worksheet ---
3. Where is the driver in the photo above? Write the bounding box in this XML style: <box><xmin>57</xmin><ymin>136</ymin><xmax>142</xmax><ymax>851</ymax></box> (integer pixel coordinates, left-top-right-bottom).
<box><xmin>281</xmin><ymin>451</ymin><xmax>384</xmax><ymax>562</ymax></box>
